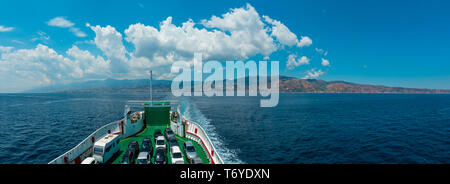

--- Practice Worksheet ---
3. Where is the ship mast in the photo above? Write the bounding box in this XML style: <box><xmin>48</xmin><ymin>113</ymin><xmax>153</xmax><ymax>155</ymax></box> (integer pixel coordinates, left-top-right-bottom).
<box><xmin>149</xmin><ymin>70</ymin><xmax>153</xmax><ymax>102</ymax></box>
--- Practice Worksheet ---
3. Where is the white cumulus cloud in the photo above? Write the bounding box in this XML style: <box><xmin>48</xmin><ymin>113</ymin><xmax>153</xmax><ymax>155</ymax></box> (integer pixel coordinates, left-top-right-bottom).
<box><xmin>0</xmin><ymin>46</ymin><xmax>14</xmax><ymax>53</ymax></box>
<box><xmin>286</xmin><ymin>54</ymin><xmax>310</xmax><ymax>70</ymax></box>
<box><xmin>263</xmin><ymin>15</ymin><xmax>299</xmax><ymax>47</ymax></box>
<box><xmin>316</xmin><ymin>48</ymin><xmax>328</xmax><ymax>56</ymax></box>
<box><xmin>47</xmin><ymin>17</ymin><xmax>86</xmax><ymax>37</ymax></box>
<box><xmin>88</xmin><ymin>24</ymin><xmax>129</xmax><ymax>73</ymax></box>
<box><xmin>298</xmin><ymin>36</ymin><xmax>313</xmax><ymax>47</ymax></box>
<box><xmin>70</xmin><ymin>27</ymin><xmax>87</xmax><ymax>37</ymax></box>
<box><xmin>321</xmin><ymin>58</ymin><xmax>330</xmax><ymax>66</ymax></box>
<box><xmin>201</xmin><ymin>4</ymin><xmax>277</xmax><ymax>59</ymax></box>
<box><xmin>66</xmin><ymin>45</ymin><xmax>110</xmax><ymax>78</ymax></box>
<box><xmin>47</xmin><ymin>17</ymin><xmax>75</xmax><ymax>28</ymax></box>
<box><xmin>0</xmin><ymin>44</ymin><xmax>83</xmax><ymax>91</ymax></box>
<box><xmin>302</xmin><ymin>68</ymin><xmax>324</xmax><ymax>79</ymax></box>
<box><xmin>0</xmin><ymin>25</ymin><xmax>14</xmax><ymax>32</ymax></box>
<box><xmin>0</xmin><ymin>44</ymin><xmax>116</xmax><ymax>92</ymax></box>
<box><xmin>0</xmin><ymin>3</ymin><xmax>323</xmax><ymax>92</ymax></box>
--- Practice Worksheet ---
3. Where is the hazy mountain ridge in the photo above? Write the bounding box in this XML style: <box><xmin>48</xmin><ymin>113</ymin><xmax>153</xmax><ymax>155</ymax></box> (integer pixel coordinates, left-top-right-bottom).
<box><xmin>26</xmin><ymin>78</ymin><xmax>172</xmax><ymax>93</ymax></box>
<box><xmin>279</xmin><ymin>77</ymin><xmax>450</xmax><ymax>93</ymax></box>
<box><xmin>26</xmin><ymin>76</ymin><xmax>450</xmax><ymax>94</ymax></box>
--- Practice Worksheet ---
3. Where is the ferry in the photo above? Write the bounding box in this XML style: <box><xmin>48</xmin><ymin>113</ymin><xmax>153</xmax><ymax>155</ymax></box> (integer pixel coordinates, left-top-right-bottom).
<box><xmin>49</xmin><ymin>72</ymin><xmax>223</xmax><ymax>164</ymax></box>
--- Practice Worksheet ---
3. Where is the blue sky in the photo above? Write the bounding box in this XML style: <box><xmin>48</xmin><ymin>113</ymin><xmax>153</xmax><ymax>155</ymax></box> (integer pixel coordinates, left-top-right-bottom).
<box><xmin>0</xmin><ymin>0</ymin><xmax>450</xmax><ymax>92</ymax></box>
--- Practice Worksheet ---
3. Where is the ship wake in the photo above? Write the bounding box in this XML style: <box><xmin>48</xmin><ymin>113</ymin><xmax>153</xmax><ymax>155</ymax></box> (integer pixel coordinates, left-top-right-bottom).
<box><xmin>179</xmin><ymin>98</ymin><xmax>244</xmax><ymax>164</ymax></box>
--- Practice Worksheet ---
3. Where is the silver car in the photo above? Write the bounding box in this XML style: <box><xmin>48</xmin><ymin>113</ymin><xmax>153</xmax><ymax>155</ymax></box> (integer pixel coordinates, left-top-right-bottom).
<box><xmin>136</xmin><ymin>152</ymin><xmax>150</xmax><ymax>164</ymax></box>
<box><xmin>174</xmin><ymin>160</ymin><xmax>185</xmax><ymax>164</ymax></box>
<box><xmin>191</xmin><ymin>157</ymin><xmax>203</xmax><ymax>164</ymax></box>
<box><xmin>183</xmin><ymin>141</ymin><xmax>197</xmax><ymax>162</ymax></box>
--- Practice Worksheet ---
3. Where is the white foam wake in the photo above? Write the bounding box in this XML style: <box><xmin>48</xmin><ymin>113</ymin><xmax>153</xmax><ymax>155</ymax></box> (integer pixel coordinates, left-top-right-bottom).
<box><xmin>179</xmin><ymin>98</ymin><xmax>244</xmax><ymax>164</ymax></box>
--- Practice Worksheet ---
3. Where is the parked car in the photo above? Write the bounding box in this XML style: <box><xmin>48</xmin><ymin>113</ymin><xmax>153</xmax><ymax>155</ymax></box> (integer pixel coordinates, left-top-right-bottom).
<box><xmin>191</xmin><ymin>157</ymin><xmax>203</xmax><ymax>164</ymax></box>
<box><xmin>154</xmin><ymin>148</ymin><xmax>167</xmax><ymax>164</ymax></box>
<box><xmin>128</xmin><ymin>141</ymin><xmax>139</xmax><ymax>155</ymax></box>
<box><xmin>164</xmin><ymin>128</ymin><xmax>175</xmax><ymax>140</ymax></box>
<box><xmin>81</xmin><ymin>157</ymin><xmax>97</xmax><ymax>164</ymax></box>
<box><xmin>124</xmin><ymin>140</ymin><xmax>139</xmax><ymax>163</ymax></box>
<box><xmin>155</xmin><ymin>136</ymin><xmax>166</xmax><ymax>150</ymax></box>
<box><xmin>136</xmin><ymin>152</ymin><xmax>151</xmax><ymax>164</ymax></box>
<box><xmin>183</xmin><ymin>141</ymin><xmax>197</xmax><ymax>162</ymax></box>
<box><xmin>154</xmin><ymin>129</ymin><xmax>163</xmax><ymax>141</ymax></box>
<box><xmin>120</xmin><ymin>150</ymin><xmax>133</xmax><ymax>164</ymax></box>
<box><xmin>170</xmin><ymin>146</ymin><xmax>184</xmax><ymax>164</ymax></box>
<box><xmin>168</xmin><ymin>136</ymin><xmax>179</xmax><ymax>149</ymax></box>
<box><xmin>174</xmin><ymin>160</ymin><xmax>185</xmax><ymax>164</ymax></box>
<box><xmin>136</xmin><ymin>138</ymin><xmax>153</xmax><ymax>164</ymax></box>
<box><xmin>141</xmin><ymin>138</ymin><xmax>153</xmax><ymax>155</ymax></box>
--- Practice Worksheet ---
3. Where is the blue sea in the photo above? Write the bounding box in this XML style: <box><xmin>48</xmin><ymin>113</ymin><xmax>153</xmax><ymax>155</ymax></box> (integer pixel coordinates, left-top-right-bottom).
<box><xmin>0</xmin><ymin>92</ymin><xmax>449</xmax><ymax>164</ymax></box>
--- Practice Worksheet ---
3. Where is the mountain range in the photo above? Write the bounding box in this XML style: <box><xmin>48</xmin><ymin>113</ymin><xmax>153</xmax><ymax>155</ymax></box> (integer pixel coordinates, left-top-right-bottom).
<box><xmin>26</xmin><ymin>76</ymin><xmax>450</xmax><ymax>94</ymax></box>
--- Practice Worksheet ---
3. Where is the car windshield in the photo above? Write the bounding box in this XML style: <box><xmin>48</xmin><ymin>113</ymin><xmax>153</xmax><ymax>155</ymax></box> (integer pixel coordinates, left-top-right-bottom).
<box><xmin>193</xmin><ymin>158</ymin><xmax>202</xmax><ymax>164</ymax></box>
<box><xmin>142</xmin><ymin>144</ymin><xmax>150</xmax><ymax>151</ymax></box>
<box><xmin>122</xmin><ymin>154</ymin><xmax>129</xmax><ymax>161</ymax></box>
<box><xmin>137</xmin><ymin>159</ymin><xmax>147</xmax><ymax>164</ymax></box>
<box><xmin>156</xmin><ymin>140</ymin><xmax>165</xmax><ymax>145</ymax></box>
<box><xmin>173</xmin><ymin>153</ymin><xmax>182</xmax><ymax>158</ymax></box>
<box><xmin>129</xmin><ymin>143</ymin><xmax>137</xmax><ymax>148</ymax></box>
<box><xmin>186</xmin><ymin>146</ymin><xmax>195</xmax><ymax>152</ymax></box>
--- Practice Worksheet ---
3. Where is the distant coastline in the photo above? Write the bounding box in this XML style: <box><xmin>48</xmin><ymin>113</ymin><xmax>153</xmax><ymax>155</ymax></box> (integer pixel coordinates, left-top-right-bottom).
<box><xmin>25</xmin><ymin>76</ymin><xmax>450</xmax><ymax>94</ymax></box>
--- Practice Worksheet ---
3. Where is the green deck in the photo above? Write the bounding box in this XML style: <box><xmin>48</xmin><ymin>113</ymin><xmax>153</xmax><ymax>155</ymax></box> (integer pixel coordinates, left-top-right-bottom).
<box><xmin>110</xmin><ymin>124</ymin><xmax>210</xmax><ymax>164</ymax></box>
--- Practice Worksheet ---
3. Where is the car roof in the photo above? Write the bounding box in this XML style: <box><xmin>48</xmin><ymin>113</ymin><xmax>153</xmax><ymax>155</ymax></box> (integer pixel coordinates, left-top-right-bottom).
<box><xmin>81</xmin><ymin>157</ymin><xmax>96</xmax><ymax>164</ymax></box>
<box><xmin>155</xmin><ymin>150</ymin><xmax>165</xmax><ymax>156</ymax></box>
<box><xmin>193</xmin><ymin>157</ymin><xmax>203</xmax><ymax>163</ymax></box>
<box><xmin>138</xmin><ymin>152</ymin><xmax>148</xmax><ymax>159</ymax></box>
<box><xmin>84</xmin><ymin>157</ymin><xmax>95</xmax><ymax>161</ymax></box>
<box><xmin>172</xmin><ymin>146</ymin><xmax>181</xmax><ymax>153</ymax></box>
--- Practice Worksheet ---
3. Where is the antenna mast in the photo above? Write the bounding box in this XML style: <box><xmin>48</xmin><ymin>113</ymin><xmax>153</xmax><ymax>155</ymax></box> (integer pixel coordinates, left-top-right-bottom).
<box><xmin>149</xmin><ymin>70</ymin><xmax>153</xmax><ymax>102</ymax></box>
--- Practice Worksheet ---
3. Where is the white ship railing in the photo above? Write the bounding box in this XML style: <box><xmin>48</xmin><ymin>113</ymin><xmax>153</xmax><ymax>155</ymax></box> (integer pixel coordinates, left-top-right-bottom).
<box><xmin>48</xmin><ymin>120</ymin><xmax>121</xmax><ymax>164</ymax></box>
<box><xmin>183</xmin><ymin>117</ymin><xmax>224</xmax><ymax>164</ymax></box>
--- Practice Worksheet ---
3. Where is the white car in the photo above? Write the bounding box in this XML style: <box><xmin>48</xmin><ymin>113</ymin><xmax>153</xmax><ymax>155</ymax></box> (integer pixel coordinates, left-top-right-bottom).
<box><xmin>136</xmin><ymin>152</ymin><xmax>151</xmax><ymax>164</ymax></box>
<box><xmin>81</xmin><ymin>157</ymin><xmax>97</xmax><ymax>164</ymax></box>
<box><xmin>155</xmin><ymin>136</ymin><xmax>166</xmax><ymax>150</ymax></box>
<box><xmin>170</xmin><ymin>146</ymin><xmax>184</xmax><ymax>164</ymax></box>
